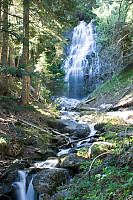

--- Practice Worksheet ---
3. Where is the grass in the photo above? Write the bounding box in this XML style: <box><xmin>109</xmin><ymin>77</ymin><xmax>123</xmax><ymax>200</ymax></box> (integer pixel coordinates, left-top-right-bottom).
<box><xmin>89</xmin><ymin>64</ymin><xmax>133</xmax><ymax>105</ymax></box>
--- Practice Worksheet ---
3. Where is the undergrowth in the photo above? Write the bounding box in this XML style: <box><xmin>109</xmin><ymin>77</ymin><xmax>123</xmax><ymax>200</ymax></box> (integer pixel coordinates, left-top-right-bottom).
<box><xmin>57</xmin><ymin>123</ymin><xmax>133</xmax><ymax>200</ymax></box>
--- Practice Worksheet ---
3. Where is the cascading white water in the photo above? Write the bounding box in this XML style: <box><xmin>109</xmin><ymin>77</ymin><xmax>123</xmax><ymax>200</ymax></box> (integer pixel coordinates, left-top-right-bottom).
<box><xmin>14</xmin><ymin>171</ymin><xmax>37</xmax><ymax>200</ymax></box>
<box><xmin>64</xmin><ymin>20</ymin><xmax>100</xmax><ymax>99</ymax></box>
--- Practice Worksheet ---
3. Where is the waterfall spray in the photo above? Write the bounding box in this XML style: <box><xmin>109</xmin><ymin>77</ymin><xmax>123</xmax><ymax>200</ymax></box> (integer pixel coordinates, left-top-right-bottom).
<box><xmin>64</xmin><ymin>20</ymin><xmax>101</xmax><ymax>99</ymax></box>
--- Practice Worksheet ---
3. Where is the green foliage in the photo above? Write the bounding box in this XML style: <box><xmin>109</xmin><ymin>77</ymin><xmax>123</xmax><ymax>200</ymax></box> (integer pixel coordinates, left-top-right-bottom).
<box><xmin>93</xmin><ymin>0</ymin><xmax>133</xmax><ymax>75</ymax></box>
<box><xmin>74</xmin><ymin>0</ymin><xmax>97</xmax><ymax>22</ymax></box>
<box><xmin>0</xmin><ymin>137</ymin><xmax>7</xmax><ymax>144</ymax></box>
<box><xmin>14</xmin><ymin>105</ymin><xmax>36</xmax><ymax>113</ymax></box>
<box><xmin>0</xmin><ymin>96</ymin><xmax>19</xmax><ymax>101</ymax></box>
<box><xmin>35</xmin><ymin>52</ymin><xmax>66</xmax><ymax>95</ymax></box>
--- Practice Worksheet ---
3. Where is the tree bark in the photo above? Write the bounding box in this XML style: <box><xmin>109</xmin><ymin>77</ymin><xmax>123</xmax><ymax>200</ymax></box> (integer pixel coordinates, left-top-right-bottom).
<box><xmin>21</xmin><ymin>0</ymin><xmax>30</xmax><ymax>106</ymax></box>
<box><xmin>0</xmin><ymin>0</ymin><xmax>2</xmax><ymax>63</ymax></box>
<box><xmin>9</xmin><ymin>42</ymin><xmax>15</xmax><ymax>67</ymax></box>
<box><xmin>1</xmin><ymin>0</ymin><xmax>9</xmax><ymax>95</ymax></box>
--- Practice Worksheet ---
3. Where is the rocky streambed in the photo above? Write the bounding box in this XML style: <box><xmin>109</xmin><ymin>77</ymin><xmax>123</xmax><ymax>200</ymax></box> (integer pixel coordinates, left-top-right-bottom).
<box><xmin>0</xmin><ymin>97</ymin><xmax>132</xmax><ymax>200</ymax></box>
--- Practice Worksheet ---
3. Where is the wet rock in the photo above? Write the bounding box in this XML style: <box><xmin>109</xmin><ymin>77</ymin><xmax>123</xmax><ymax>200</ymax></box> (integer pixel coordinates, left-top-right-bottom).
<box><xmin>39</xmin><ymin>193</ymin><xmax>51</xmax><ymax>200</ymax></box>
<box><xmin>0</xmin><ymin>159</ymin><xmax>31</xmax><ymax>197</ymax></box>
<box><xmin>60</xmin><ymin>153</ymin><xmax>86</xmax><ymax>170</ymax></box>
<box><xmin>51</xmin><ymin>190</ymin><xmax>71</xmax><ymax>200</ymax></box>
<box><xmin>94</xmin><ymin>123</ymin><xmax>105</xmax><ymax>133</ymax></box>
<box><xmin>46</xmin><ymin>119</ymin><xmax>66</xmax><ymax>130</ymax></box>
<box><xmin>47</xmin><ymin>118</ymin><xmax>90</xmax><ymax>139</ymax></box>
<box><xmin>35</xmin><ymin>148</ymin><xmax>57</xmax><ymax>159</ymax></box>
<box><xmin>0</xmin><ymin>183</ymin><xmax>12</xmax><ymax>197</ymax></box>
<box><xmin>33</xmin><ymin>168</ymin><xmax>69</xmax><ymax>195</ymax></box>
<box><xmin>73</xmin><ymin>124</ymin><xmax>90</xmax><ymax>138</ymax></box>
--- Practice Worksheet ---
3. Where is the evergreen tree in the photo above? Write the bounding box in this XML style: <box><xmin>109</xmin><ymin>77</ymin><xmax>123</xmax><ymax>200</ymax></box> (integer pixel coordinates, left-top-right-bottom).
<box><xmin>21</xmin><ymin>0</ymin><xmax>30</xmax><ymax>105</ymax></box>
<box><xmin>1</xmin><ymin>0</ymin><xmax>9</xmax><ymax>95</ymax></box>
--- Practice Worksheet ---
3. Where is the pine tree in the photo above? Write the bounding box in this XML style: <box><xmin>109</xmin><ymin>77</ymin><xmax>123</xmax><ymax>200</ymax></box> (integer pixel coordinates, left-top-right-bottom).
<box><xmin>21</xmin><ymin>0</ymin><xmax>30</xmax><ymax>105</ymax></box>
<box><xmin>1</xmin><ymin>0</ymin><xmax>9</xmax><ymax>95</ymax></box>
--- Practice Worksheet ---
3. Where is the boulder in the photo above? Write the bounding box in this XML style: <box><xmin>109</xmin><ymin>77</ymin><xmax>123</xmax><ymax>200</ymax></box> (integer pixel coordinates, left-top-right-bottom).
<box><xmin>39</xmin><ymin>193</ymin><xmax>51</xmax><ymax>200</ymax></box>
<box><xmin>94</xmin><ymin>123</ymin><xmax>105</xmax><ymax>133</ymax></box>
<box><xmin>47</xmin><ymin>118</ymin><xmax>90</xmax><ymax>139</ymax></box>
<box><xmin>35</xmin><ymin>148</ymin><xmax>57</xmax><ymax>159</ymax></box>
<box><xmin>51</xmin><ymin>190</ymin><xmax>71</xmax><ymax>200</ymax></box>
<box><xmin>73</xmin><ymin>124</ymin><xmax>90</xmax><ymax>138</ymax></box>
<box><xmin>60</xmin><ymin>153</ymin><xmax>86</xmax><ymax>170</ymax></box>
<box><xmin>46</xmin><ymin>119</ymin><xmax>66</xmax><ymax>130</ymax></box>
<box><xmin>33</xmin><ymin>168</ymin><xmax>69</xmax><ymax>195</ymax></box>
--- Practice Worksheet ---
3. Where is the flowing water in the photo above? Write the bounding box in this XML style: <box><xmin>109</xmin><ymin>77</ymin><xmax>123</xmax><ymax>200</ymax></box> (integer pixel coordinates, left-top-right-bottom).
<box><xmin>14</xmin><ymin>171</ymin><xmax>37</xmax><ymax>200</ymax></box>
<box><xmin>64</xmin><ymin>20</ymin><xmax>100</xmax><ymax>99</ymax></box>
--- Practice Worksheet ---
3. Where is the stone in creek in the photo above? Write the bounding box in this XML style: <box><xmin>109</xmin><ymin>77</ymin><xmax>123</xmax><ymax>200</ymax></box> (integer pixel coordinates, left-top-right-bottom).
<box><xmin>60</xmin><ymin>153</ymin><xmax>87</xmax><ymax>170</ymax></box>
<box><xmin>51</xmin><ymin>189</ymin><xmax>71</xmax><ymax>200</ymax></box>
<box><xmin>39</xmin><ymin>193</ymin><xmax>51</xmax><ymax>200</ymax></box>
<box><xmin>47</xmin><ymin>118</ymin><xmax>90</xmax><ymax>139</ymax></box>
<box><xmin>33</xmin><ymin>168</ymin><xmax>69</xmax><ymax>195</ymax></box>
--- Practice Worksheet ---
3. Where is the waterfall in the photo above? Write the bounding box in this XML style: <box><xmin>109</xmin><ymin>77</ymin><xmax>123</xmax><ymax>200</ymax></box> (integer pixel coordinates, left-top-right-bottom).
<box><xmin>14</xmin><ymin>170</ymin><xmax>37</xmax><ymax>200</ymax></box>
<box><xmin>64</xmin><ymin>20</ymin><xmax>101</xmax><ymax>99</ymax></box>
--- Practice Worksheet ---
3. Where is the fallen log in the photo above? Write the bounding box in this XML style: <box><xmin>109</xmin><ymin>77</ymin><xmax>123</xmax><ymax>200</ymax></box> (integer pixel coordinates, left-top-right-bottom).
<box><xmin>75</xmin><ymin>106</ymin><xmax>99</xmax><ymax>112</ymax></box>
<box><xmin>108</xmin><ymin>99</ymin><xmax>133</xmax><ymax>111</ymax></box>
<box><xmin>12</xmin><ymin>115</ymin><xmax>51</xmax><ymax>135</ymax></box>
<box><xmin>107</xmin><ymin>86</ymin><xmax>132</xmax><ymax>111</ymax></box>
<box><xmin>85</xmin><ymin>98</ymin><xmax>96</xmax><ymax>104</ymax></box>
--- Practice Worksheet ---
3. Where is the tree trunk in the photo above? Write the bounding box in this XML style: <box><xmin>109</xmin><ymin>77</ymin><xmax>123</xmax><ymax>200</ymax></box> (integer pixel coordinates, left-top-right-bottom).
<box><xmin>22</xmin><ymin>75</ymin><xmax>30</xmax><ymax>105</ymax></box>
<box><xmin>9</xmin><ymin>42</ymin><xmax>15</xmax><ymax>67</ymax></box>
<box><xmin>21</xmin><ymin>0</ymin><xmax>30</xmax><ymax>106</ymax></box>
<box><xmin>1</xmin><ymin>0</ymin><xmax>9</xmax><ymax>95</ymax></box>
<box><xmin>0</xmin><ymin>0</ymin><xmax>2</xmax><ymax>63</ymax></box>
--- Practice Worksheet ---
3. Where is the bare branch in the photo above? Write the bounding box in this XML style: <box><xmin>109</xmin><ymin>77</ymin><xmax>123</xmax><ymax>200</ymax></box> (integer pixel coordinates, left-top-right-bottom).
<box><xmin>76</xmin><ymin>152</ymin><xmax>113</xmax><ymax>184</ymax></box>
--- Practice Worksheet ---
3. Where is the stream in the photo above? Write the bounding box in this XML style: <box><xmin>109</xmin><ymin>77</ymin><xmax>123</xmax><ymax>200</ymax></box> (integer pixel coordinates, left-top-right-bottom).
<box><xmin>12</xmin><ymin>97</ymin><xmax>98</xmax><ymax>200</ymax></box>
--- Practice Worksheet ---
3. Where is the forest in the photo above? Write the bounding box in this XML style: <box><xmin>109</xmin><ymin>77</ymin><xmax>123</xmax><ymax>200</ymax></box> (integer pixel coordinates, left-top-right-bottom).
<box><xmin>0</xmin><ymin>0</ymin><xmax>133</xmax><ymax>200</ymax></box>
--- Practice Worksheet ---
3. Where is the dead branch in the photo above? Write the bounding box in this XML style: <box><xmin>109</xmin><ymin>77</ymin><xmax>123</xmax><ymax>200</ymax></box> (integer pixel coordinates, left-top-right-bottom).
<box><xmin>12</xmin><ymin>115</ymin><xmax>51</xmax><ymax>135</ymax></box>
<box><xmin>85</xmin><ymin>98</ymin><xmax>96</xmax><ymax>104</ymax></box>
<box><xmin>30</xmin><ymin>86</ymin><xmax>44</xmax><ymax>101</ymax></box>
<box><xmin>2</xmin><ymin>194</ymin><xmax>11</xmax><ymax>200</ymax></box>
<box><xmin>75</xmin><ymin>106</ymin><xmax>98</xmax><ymax>112</ymax></box>
<box><xmin>58</xmin><ymin>133</ymin><xmax>100</xmax><ymax>149</ymax></box>
<box><xmin>50</xmin><ymin>129</ymin><xmax>68</xmax><ymax>136</ymax></box>
<box><xmin>76</xmin><ymin>152</ymin><xmax>112</xmax><ymax>184</ymax></box>
<box><xmin>88</xmin><ymin>152</ymin><xmax>112</xmax><ymax>180</ymax></box>
<box><xmin>117</xmin><ymin>33</ymin><xmax>129</xmax><ymax>45</ymax></box>
<box><xmin>88</xmin><ymin>141</ymin><xmax>115</xmax><ymax>158</ymax></box>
